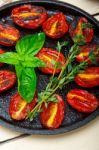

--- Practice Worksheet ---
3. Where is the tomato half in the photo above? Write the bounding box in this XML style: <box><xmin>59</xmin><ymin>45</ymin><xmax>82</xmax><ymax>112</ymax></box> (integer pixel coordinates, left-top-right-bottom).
<box><xmin>42</xmin><ymin>12</ymin><xmax>68</xmax><ymax>38</ymax></box>
<box><xmin>67</xmin><ymin>89</ymin><xmax>99</xmax><ymax>113</ymax></box>
<box><xmin>69</xmin><ymin>17</ymin><xmax>94</xmax><ymax>44</ymax></box>
<box><xmin>40</xmin><ymin>94</ymin><xmax>65</xmax><ymax>129</ymax></box>
<box><xmin>9</xmin><ymin>93</ymin><xmax>37</xmax><ymax>120</ymax></box>
<box><xmin>0</xmin><ymin>70</ymin><xmax>16</xmax><ymax>92</ymax></box>
<box><xmin>76</xmin><ymin>44</ymin><xmax>99</xmax><ymax>64</ymax></box>
<box><xmin>0</xmin><ymin>23</ymin><xmax>20</xmax><ymax>46</ymax></box>
<box><xmin>0</xmin><ymin>49</ymin><xmax>5</xmax><ymax>66</ymax></box>
<box><xmin>11</xmin><ymin>4</ymin><xmax>48</xmax><ymax>29</ymax></box>
<box><xmin>36</xmin><ymin>48</ymin><xmax>66</xmax><ymax>74</ymax></box>
<box><xmin>75</xmin><ymin>67</ymin><xmax>99</xmax><ymax>88</ymax></box>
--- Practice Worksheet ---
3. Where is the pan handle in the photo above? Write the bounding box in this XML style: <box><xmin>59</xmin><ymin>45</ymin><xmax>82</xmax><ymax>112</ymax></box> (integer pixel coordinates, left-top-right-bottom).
<box><xmin>92</xmin><ymin>13</ymin><xmax>99</xmax><ymax>17</ymax></box>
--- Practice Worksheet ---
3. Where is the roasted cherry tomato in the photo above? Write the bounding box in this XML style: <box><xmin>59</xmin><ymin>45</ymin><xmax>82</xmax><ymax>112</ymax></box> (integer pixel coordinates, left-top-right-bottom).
<box><xmin>36</xmin><ymin>48</ymin><xmax>66</xmax><ymax>74</ymax></box>
<box><xmin>0</xmin><ymin>23</ymin><xmax>20</xmax><ymax>46</ymax></box>
<box><xmin>67</xmin><ymin>89</ymin><xmax>99</xmax><ymax>113</ymax></box>
<box><xmin>75</xmin><ymin>67</ymin><xmax>99</xmax><ymax>88</ymax></box>
<box><xmin>0</xmin><ymin>70</ymin><xmax>16</xmax><ymax>92</ymax></box>
<box><xmin>0</xmin><ymin>49</ymin><xmax>5</xmax><ymax>66</ymax></box>
<box><xmin>76</xmin><ymin>44</ymin><xmax>99</xmax><ymax>64</ymax></box>
<box><xmin>40</xmin><ymin>94</ymin><xmax>65</xmax><ymax>129</ymax></box>
<box><xmin>69</xmin><ymin>17</ymin><xmax>94</xmax><ymax>44</ymax></box>
<box><xmin>11</xmin><ymin>4</ymin><xmax>48</xmax><ymax>29</ymax></box>
<box><xmin>42</xmin><ymin>12</ymin><xmax>68</xmax><ymax>38</ymax></box>
<box><xmin>9</xmin><ymin>93</ymin><xmax>37</xmax><ymax>120</ymax></box>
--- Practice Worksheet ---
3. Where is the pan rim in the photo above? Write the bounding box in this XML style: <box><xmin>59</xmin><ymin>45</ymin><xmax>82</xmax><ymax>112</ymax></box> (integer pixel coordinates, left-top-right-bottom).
<box><xmin>0</xmin><ymin>0</ymin><xmax>99</xmax><ymax>25</ymax></box>
<box><xmin>0</xmin><ymin>109</ymin><xmax>99</xmax><ymax>135</ymax></box>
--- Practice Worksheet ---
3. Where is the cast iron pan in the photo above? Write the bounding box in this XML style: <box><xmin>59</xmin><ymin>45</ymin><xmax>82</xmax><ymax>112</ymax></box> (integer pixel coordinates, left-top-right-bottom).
<box><xmin>0</xmin><ymin>0</ymin><xmax>99</xmax><ymax>135</ymax></box>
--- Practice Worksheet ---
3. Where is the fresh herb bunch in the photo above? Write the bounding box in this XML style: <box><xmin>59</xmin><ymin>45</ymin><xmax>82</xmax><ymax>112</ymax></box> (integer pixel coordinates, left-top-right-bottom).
<box><xmin>0</xmin><ymin>32</ymin><xmax>46</xmax><ymax>102</ymax></box>
<box><xmin>28</xmin><ymin>41</ymin><xmax>95</xmax><ymax>121</ymax></box>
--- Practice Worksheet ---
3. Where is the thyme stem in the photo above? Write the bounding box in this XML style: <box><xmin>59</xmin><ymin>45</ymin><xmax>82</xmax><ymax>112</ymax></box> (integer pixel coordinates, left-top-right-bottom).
<box><xmin>27</xmin><ymin>42</ymin><xmax>92</xmax><ymax>121</ymax></box>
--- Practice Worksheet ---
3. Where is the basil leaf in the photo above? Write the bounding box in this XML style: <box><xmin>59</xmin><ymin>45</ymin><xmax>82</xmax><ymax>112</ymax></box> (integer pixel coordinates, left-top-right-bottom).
<box><xmin>22</xmin><ymin>56</ymin><xmax>46</xmax><ymax>67</ymax></box>
<box><xmin>15</xmin><ymin>64</ymin><xmax>23</xmax><ymax>99</ymax></box>
<box><xmin>18</xmin><ymin>67</ymin><xmax>37</xmax><ymax>103</ymax></box>
<box><xmin>16</xmin><ymin>32</ymin><xmax>45</xmax><ymax>56</ymax></box>
<box><xmin>15</xmin><ymin>64</ymin><xmax>23</xmax><ymax>78</ymax></box>
<box><xmin>0</xmin><ymin>52</ymin><xmax>19</xmax><ymax>65</ymax></box>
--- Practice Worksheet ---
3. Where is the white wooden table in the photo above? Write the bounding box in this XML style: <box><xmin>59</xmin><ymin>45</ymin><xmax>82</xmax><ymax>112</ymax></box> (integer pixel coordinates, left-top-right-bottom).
<box><xmin>0</xmin><ymin>0</ymin><xmax>99</xmax><ymax>150</ymax></box>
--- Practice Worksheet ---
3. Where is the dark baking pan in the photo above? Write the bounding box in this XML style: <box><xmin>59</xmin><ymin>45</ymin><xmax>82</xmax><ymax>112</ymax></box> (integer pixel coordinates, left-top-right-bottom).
<box><xmin>0</xmin><ymin>0</ymin><xmax>99</xmax><ymax>135</ymax></box>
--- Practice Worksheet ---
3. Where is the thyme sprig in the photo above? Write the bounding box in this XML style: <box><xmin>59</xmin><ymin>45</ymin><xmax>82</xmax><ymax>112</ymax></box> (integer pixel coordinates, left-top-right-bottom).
<box><xmin>28</xmin><ymin>42</ymin><xmax>95</xmax><ymax>121</ymax></box>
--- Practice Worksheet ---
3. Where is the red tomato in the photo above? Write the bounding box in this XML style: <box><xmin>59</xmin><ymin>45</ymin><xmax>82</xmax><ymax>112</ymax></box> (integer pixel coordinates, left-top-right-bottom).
<box><xmin>40</xmin><ymin>94</ymin><xmax>65</xmax><ymax>129</ymax></box>
<box><xmin>67</xmin><ymin>89</ymin><xmax>99</xmax><ymax>113</ymax></box>
<box><xmin>36</xmin><ymin>48</ymin><xmax>66</xmax><ymax>74</ymax></box>
<box><xmin>69</xmin><ymin>17</ymin><xmax>94</xmax><ymax>44</ymax></box>
<box><xmin>11</xmin><ymin>4</ymin><xmax>48</xmax><ymax>29</ymax></box>
<box><xmin>0</xmin><ymin>49</ymin><xmax>5</xmax><ymax>66</ymax></box>
<box><xmin>76</xmin><ymin>44</ymin><xmax>99</xmax><ymax>64</ymax></box>
<box><xmin>0</xmin><ymin>70</ymin><xmax>16</xmax><ymax>92</ymax></box>
<box><xmin>9</xmin><ymin>93</ymin><xmax>37</xmax><ymax>120</ymax></box>
<box><xmin>0</xmin><ymin>23</ymin><xmax>20</xmax><ymax>46</ymax></box>
<box><xmin>75</xmin><ymin>67</ymin><xmax>99</xmax><ymax>88</ymax></box>
<box><xmin>42</xmin><ymin>12</ymin><xmax>68</xmax><ymax>38</ymax></box>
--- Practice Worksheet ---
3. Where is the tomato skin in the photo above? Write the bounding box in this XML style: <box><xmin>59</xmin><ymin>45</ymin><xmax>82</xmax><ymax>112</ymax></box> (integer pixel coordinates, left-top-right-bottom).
<box><xmin>69</xmin><ymin>17</ymin><xmax>94</xmax><ymax>44</ymax></box>
<box><xmin>36</xmin><ymin>48</ymin><xmax>66</xmax><ymax>74</ymax></box>
<box><xmin>0</xmin><ymin>49</ymin><xmax>5</xmax><ymax>66</ymax></box>
<box><xmin>67</xmin><ymin>89</ymin><xmax>99</xmax><ymax>113</ymax></box>
<box><xmin>42</xmin><ymin>12</ymin><xmax>68</xmax><ymax>38</ymax></box>
<box><xmin>0</xmin><ymin>23</ymin><xmax>20</xmax><ymax>46</ymax></box>
<box><xmin>40</xmin><ymin>94</ymin><xmax>65</xmax><ymax>129</ymax></box>
<box><xmin>75</xmin><ymin>67</ymin><xmax>99</xmax><ymax>88</ymax></box>
<box><xmin>11</xmin><ymin>4</ymin><xmax>48</xmax><ymax>29</ymax></box>
<box><xmin>0</xmin><ymin>70</ymin><xmax>16</xmax><ymax>92</ymax></box>
<box><xmin>9</xmin><ymin>93</ymin><xmax>37</xmax><ymax>120</ymax></box>
<box><xmin>76</xmin><ymin>45</ymin><xmax>99</xmax><ymax>64</ymax></box>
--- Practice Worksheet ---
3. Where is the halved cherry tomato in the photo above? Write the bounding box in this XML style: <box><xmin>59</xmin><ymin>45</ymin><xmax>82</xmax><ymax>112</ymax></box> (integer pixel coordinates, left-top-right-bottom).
<box><xmin>75</xmin><ymin>67</ymin><xmax>99</xmax><ymax>88</ymax></box>
<box><xmin>0</xmin><ymin>23</ymin><xmax>20</xmax><ymax>46</ymax></box>
<box><xmin>0</xmin><ymin>49</ymin><xmax>5</xmax><ymax>66</ymax></box>
<box><xmin>76</xmin><ymin>44</ymin><xmax>99</xmax><ymax>64</ymax></box>
<box><xmin>11</xmin><ymin>4</ymin><xmax>48</xmax><ymax>29</ymax></box>
<box><xmin>0</xmin><ymin>70</ymin><xmax>16</xmax><ymax>92</ymax></box>
<box><xmin>67</xmin><ymin>89</ymin><xmax>99</xmax><ymax>113</ymax></box>
<box><xmin>69</xmin><ymin>17</ymin><xmax>94</xmax><ymax>44</ymax></box>
<box><xmin>40</xmin><ymin>94</ymin><xmax>65</xmax><ymax>129</ymax></box>
<box><xmin>9</xmin><ymin>93</ymin><xmax>37</xmax><ymax>120</ymax></box>
<box><xmin>42</xmin><ymin>12</ymin><xmax>68</xmax><ymax>38</ymax></box>
<box><xmin>36</xmin><ymin>48</ymin><xmax>66</xmax><ymax>74</ymax></box>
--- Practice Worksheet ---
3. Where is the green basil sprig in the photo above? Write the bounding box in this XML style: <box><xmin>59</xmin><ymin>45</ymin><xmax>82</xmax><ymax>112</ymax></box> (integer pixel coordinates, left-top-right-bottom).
<box><xmin>0</xmin><ymin>32</ymin><xmax>46</xmax><ymax>102</ymax></box>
